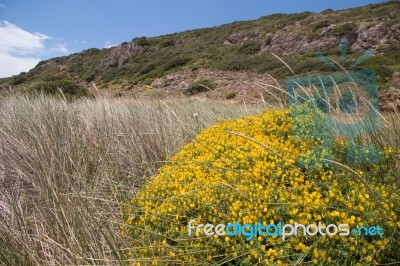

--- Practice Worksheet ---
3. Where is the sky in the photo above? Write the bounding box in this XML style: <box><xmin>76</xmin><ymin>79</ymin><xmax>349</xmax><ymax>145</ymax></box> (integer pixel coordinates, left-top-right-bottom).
<box><xmin>0</xmin><ymin>0</ymin><xmax>387</xmax><ymax>78</ymax></box>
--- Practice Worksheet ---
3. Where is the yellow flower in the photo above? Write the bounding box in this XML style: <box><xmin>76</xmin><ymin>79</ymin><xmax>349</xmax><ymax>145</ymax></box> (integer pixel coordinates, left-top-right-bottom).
<box><xmin>121</xmin><ymin>107</ymin><xmax>400</xmax><ymax>265</ymax></box>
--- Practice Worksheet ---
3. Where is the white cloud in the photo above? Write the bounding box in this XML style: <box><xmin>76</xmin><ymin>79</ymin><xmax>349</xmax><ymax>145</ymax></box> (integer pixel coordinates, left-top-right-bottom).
<box><xmin>0</xmin><ymin>21</ymin><xmax>49</xmax><ymax>55</ymax></box>
<box><xmin>0</xmin><ymin>21</ymin><xmax>50</xmax><ymax>78</ymax></box>
<box><xmin>54</xmin><ymin>43</ymin><xmax>68</xmax><ymax>54</ymax></box>
<box><xmin>0</xmin><ymin>53</ymin><xmax>39</xmax><ymax>78</ymax></box>
<box><xmin>104</xmin><ymin>40</ymin><xmax>117</xmax><ymax>49</ymax></box>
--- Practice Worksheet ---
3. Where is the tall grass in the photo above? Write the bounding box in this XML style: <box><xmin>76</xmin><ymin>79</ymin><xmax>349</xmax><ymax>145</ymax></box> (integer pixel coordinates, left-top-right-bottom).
<box><xmin>0</xmin><ymin>95</ymin><xmax>262</xmax><ymax>265</ymax></box>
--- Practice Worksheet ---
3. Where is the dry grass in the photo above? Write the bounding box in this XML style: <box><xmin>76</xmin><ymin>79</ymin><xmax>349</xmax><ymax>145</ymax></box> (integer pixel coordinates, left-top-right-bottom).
<box><xmin>0</xmin><ymin>95</ymin><xmax>262</xmax><ymax>265</ymax></box>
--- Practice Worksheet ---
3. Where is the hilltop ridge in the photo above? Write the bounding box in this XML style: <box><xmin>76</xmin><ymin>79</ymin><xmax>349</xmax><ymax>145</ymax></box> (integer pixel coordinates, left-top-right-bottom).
<box><xmin>1</xmin><ymin>1</ymin><xmax>400</xmax><ymax>101</ymax></box>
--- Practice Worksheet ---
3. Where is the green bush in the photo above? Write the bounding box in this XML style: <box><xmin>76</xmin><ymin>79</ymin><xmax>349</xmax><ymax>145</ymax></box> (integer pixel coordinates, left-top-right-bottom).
<box><xmin>81</xmin><ymin>48</ymin><xmax>101</xmax><ymax>55</ymax></box>
<box><xmin>218</xmin><ymin>56</ymin><xmax>250</xmax><ymax>71</ymax></box>
<box><xmin>10</xmin><ymin>75</ymin><xmax>27</xmax><ymax>86</ymax></box>
<box><xmin>83</xmin><ymin>72</ymin><xmax>96</xmax><ymax>83</ymax></box>
<box><xmin>363</xmin><ymin>56</ymin><xmax>394</xmax><ymax>86</ymax></box>
<box><xmin>265</xmin><ymin>35</ymin><xmax>273</xmax><ymax>46</ymax></box>
<box><xmin>331</xmin><ymin>22</ymin><xmax>357</xmax><ymax>37</ymax></box>
<box><xmin>100</xmin><ymin>68</ymin><xmax>122</xmax><ymax>83</ymax></box>
<box><xmin>162</xmin><ymin>57</ymin><xmax>191</xmax><ymax>71</ymax></box>
<box><xmin>114</xmin><ymin>91</ymin><xmax>124</xmax><ymax>97</ymax></box>
<box><xmin>134</xmin><ymin>36</ymin><xmax>151</xmax><ymax>47</ymax></box>
<box><xmin>313</xmin><ymin>20</ymin><xmax>331</xmax><ymax>31</ymax></box>
<box><xmin>138</xmin><ymin>63</ymin><xmax>157</xmax><ymax>75</ymax></box>
<box><xmin>378</xmin><ymin>43</ymin><xmax>400</xmax><ymax>61</ymax></box>
<box><xmin>291</xmin><ymin>56</ymin><xmax>327</xmax><ymax>73</ymax></box>
<box><xmin>29</xmin><ymin>79</ymin><xmax>90</xmax><ymax>99</ymax></box>
<box><xmin>238</xmin><ymin>40</ymin><xmax>261</xmax><ymax>55</ymax></box>
<box><xmin>187</xmin><ymin>78</ymin><xmax>217</xmax><ymax>95</ymax></box>
<box><xmin>225</xmin><ymin>91</ymin><xmax>237</xmax><ymax>99</ymax></box>
<box><xmin>43</xmin><ymin>75</ymin><xmax>67</xmax><ymax>82</ymax></box>
<box><xmin>160</xmin><ymin>38</ymin><xmax>175</xmax><ymax>47</ymax></box>
<box><xmin>322</xmin><ymin>8</ymin><xmax>334</xmax><ymax>14</ymax></box>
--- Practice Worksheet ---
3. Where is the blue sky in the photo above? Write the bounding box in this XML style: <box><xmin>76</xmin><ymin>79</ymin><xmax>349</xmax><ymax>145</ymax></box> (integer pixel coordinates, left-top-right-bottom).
<box><xmin>0</xmin><ymin>0</ymin><xmax>386</xmax><ymax>78</ymax></box>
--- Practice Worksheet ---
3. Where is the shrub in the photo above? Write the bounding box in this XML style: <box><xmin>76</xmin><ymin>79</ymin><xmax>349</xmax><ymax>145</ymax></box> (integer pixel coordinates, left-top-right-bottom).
<box><xmin>83</xmin><ymin>72</ymin><xmax>96</xmax><ymax>83</ymax></box>
<box><xmin>186</xmin><ymin>78</ymin><xmax>217</xmax><ymax>95</ymax></box>
<box><xmin>9</xmin><ymin>74</ymin><xmax>27</xmax><ymax>86</ymax></box>
<box><xmin>44</xmin><ymin>75</ymin><xmax>68</xmax><ymax>82</ymax></box>
<box><xmin>135</xmin><ymin>36</ymin><xmax>151</xmax><ymax>47</ymax></box>
<box><xmin>313</xmin><ymin>20</ymin><xmax>331</xmax><ymax>31</ymax></box>
<box><xmin>225</xmin><ymin>91</ymin><xmax>237</xmax><ymax>100</ymax></box>
<box><xmin>100</xmin><ymin>68</ymin><xmax>121</xmax><ymax>83</ymax></box>
<box><xmin>122</xmin><ymin>108</ymin><xmax>400</xmax><ymax>265</ymax></box>
<box><xmin>291</xmin><ymin>56</ymin><xmax>327</xmax><ymax>73</ymax></box>
<box><xmin>162</xmin><ymin>57</ymin><xmax>191</xmax><ymax>71</ymax></box>
<box><xmin>160</xmin><ymin>38</ymin><xmax>175</xmax><ymax>47</ymax></box>
<box><xmin>238</xmin><ymin>40</ymin><xmax>261</xmax><ymax>55</ymax></box>
<box><xmin>378</xmin><ymin>43</ymin><xmax>400</xmax><ymax>61</ymax></box>
<box><xmin>322</xmin><ymin>8</ymin><xmax>334</xmax><ymax>14</ymax></box>
<box><xmin>331</xmin><ymin>22</ymin><xmax>357</xmax><ymax>37</ymax></box>
<box><xmin>29</xmin><ymin>79</ymin><xmax>90</xmax><ymax>99</ymax></box>
<box><xmin>363</xmin><ymin>56</ymin><xmax>395</xmax><ymax>86</ymax></box>
<box><xmin>218</xmin><ymin>55</ymin><xmax>250</xmax><ymax>71</ymax></box>
<box><xmin>82</xmin><ymin>48</ymin><xmax>101</xmax><ymax>55</ymax></box>
<box><xmin>265</xmin><ymin>35</ymin><xmax>273</xmax><ymax>46</ymax></box>
<box><xmin>114</xmin><ymin>91</ymin><xmax>124</xmax><ymax>97</ymax></box>
<box><xmin>138</xmin><ymin>63</ymin><xmax>157</xmax><ymax>75</ymax></box>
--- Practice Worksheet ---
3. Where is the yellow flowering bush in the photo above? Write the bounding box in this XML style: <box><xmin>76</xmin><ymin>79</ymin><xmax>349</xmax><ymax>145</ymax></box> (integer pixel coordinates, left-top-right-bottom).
<box><xmin>122</xmin><ymin>108</ymin><xmax>400</xmax><ymax>265</ymax></box>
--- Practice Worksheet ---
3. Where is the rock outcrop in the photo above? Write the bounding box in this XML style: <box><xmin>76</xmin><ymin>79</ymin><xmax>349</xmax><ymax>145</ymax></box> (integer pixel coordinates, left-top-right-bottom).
<box><xmin>225</xmin><ymin>18</ymin><xmax>400</xmax><ymax>55</ymax></box>
<box><xmin>380</xmin><ymin>88</ymin><xmax>400</xmax><ymax>112</ymax></box>
<box><xmin>149</xmin><ymin>69</ymin><xmax>281</xmax><ymax>104</ymax></box>
<box><xmin>101</xmin><ymin>42</ymin><xmax>141</xmax><ymax>67</ymax></box>
<box><xmin>380</xmin><ymin>72</ymin><xmax>400</xmax><ymax>112</ymax></box>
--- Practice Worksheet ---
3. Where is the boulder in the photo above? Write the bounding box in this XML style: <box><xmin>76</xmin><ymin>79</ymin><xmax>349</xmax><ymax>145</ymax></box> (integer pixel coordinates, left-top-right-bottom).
<box><xmin>379</xmin><ymin>87</ymin><xmax>400</xmax><ymax>112</ymax></box>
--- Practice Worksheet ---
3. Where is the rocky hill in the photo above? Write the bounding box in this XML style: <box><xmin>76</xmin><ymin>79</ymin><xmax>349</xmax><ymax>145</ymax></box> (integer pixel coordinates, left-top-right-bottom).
<box><xmin>1</xmin><ymin>1</ymin><xmax>400</xmax><ymax>102</ymax></box>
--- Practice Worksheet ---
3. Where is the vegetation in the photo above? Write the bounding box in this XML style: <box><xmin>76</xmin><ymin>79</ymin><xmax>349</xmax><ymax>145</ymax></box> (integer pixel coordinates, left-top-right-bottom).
<box><xmin>123</xmin><ymin>106</ymin><xmax>400</xmax><ymax>265</ymax></box>
<box><xmin>187</xmin><ymin>78</ymin><xmax>217</xmax><ymax>95</ymax></box>
<box><xmin>121</xmin><ymin>79</ymin><xmax>400</xmax><ymax>264</ymax></box>
<box><xmin>1</xmin><ymin>73</ymin><xmax>400</xmax><ymax>264</ymax></box>
<box><xmin>1</xmin><ymin>1</ymin><xmax>399</xmax><ymax>90</ymax></box>
<box><xmin>238</xmin><ymin>40</ymin><xmax>261</xmax><ymax>55</ymax></box>
<box><xmin>134</xmin><ymin>36</ymin><xmax>151</xmax><ymax>47</ymax></box>
<box><xmin>313</xmin><ymin>19</ymin><xmax>331</xmax><ymax>31</ymax></box>
<box><xmin>331</xmin><ymin>22</ymin><xmax>357</xmax><ymax>37</ymax></box>
<box><xmin>1</xmin><ymin>2</ymin><xmax>400</xmax><ymax>265</ymax></box>
<box><xmin>225</xmin><ymin>91</ymin><xmax>237</xmax><ymax>99</ymax></box>
<box><xmin>28</xmin><ymin>79</ymin><xmax>90</xmax><ymax>99</ymax></box>
<box><xmin>0</xmin><ymin>95</ymin><xmax>261</xmax><ymax>265</ymax></box>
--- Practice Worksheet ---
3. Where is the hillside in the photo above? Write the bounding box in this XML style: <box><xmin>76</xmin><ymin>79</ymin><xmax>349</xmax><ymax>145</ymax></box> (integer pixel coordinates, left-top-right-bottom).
<box><xmin>1</xmin><ymin>1</ymin><xmax>400</xmax><ymax>101</ymax></box>
<box><xmin>2</xmin><ymin>2</ymin><xmax>400</xmax><ymax>265</ymax></box>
